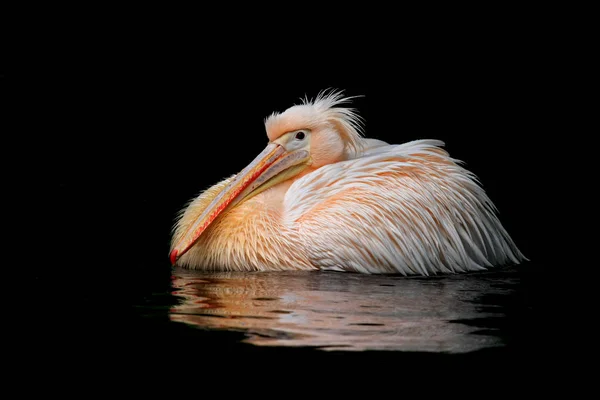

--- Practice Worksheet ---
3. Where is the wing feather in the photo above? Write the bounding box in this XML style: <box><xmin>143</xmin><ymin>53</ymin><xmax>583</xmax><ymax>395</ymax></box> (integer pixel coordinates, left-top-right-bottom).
<box><xmin>284</xmin><ymin>139</ymin><xmax>526</xmax><ymax>275</ymax></box>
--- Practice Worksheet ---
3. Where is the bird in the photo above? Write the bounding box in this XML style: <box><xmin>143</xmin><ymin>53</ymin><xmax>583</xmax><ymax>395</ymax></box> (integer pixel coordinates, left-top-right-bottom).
<box><xmin>169</xmin><ymin>89</ymin><xmax>526</xmax><ymax>275</ymax></box>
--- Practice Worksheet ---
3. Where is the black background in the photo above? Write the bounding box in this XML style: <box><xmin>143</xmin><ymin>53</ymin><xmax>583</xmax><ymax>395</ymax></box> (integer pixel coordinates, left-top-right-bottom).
<box><xmin>18</xmin><ymin>7</ymin><xmax>570</xmax><ymax>389</ymax></box>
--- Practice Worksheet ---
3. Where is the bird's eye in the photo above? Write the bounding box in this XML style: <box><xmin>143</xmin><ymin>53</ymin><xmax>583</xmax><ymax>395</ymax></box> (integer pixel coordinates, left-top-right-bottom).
<box><xmin>295</xmin><ymin>131</ymin><xmax>306</xmax><ymax>140</ymax></box>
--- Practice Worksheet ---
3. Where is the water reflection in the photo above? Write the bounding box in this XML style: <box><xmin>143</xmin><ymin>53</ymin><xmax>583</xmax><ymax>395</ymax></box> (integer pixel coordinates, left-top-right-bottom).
<box><xmin>169</xmin><ymin>267</ymin><xmax>520</xmax><ymax>352</ymax></box>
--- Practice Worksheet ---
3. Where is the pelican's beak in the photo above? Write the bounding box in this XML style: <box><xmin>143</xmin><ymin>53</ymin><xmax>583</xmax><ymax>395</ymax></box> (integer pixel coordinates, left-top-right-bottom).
<box><xmin>170</xmin><ymin>142</ymin><xmax>310</xmax><ymax>265</ymax></box>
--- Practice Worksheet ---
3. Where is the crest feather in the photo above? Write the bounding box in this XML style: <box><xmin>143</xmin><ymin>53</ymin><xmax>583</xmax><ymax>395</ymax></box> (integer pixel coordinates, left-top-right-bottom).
<box><xmin>264</xmin><ymin>88</ymin><xmax>365</xmax><ymax>153</ymax></box>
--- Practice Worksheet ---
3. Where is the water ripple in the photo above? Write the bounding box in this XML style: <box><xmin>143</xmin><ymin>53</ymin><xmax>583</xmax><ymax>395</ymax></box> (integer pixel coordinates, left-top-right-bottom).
<box><xmin>168</xmin><ymin>267</ymin><xmax>521</xmax><ymax>352</ymax></box>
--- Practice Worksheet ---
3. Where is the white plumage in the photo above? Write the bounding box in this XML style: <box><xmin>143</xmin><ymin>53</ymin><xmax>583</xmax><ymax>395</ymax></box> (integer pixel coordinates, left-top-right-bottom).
<box><xmin>285</xmin><ymin>139</ymin><xmax>524</xmax><ymax>274</ymax></box>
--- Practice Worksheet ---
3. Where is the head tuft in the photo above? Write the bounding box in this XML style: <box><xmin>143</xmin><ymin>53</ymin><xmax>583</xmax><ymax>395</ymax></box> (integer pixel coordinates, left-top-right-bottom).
<box><xmin>264</xmin><ymin>89</ymin><xmax>365</xmax><ymax>153</ymax></box>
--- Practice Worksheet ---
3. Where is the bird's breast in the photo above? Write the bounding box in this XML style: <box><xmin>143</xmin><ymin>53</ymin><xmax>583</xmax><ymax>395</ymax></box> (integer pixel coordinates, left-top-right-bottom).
<box><xmin>181</xmin><ymin>184</ymin><xmax>314</xmax><ymax>271</ymax></box>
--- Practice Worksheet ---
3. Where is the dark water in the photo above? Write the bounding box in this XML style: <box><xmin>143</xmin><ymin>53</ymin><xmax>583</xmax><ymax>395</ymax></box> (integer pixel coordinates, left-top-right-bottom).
<box><xmin>128</xmin><ymin>266</ymin><xmax>543</xmax><ymax>360</ymax></box>
<box><xmin>163</xmin><ymin>268</ymin><xmax>523</xmax><ymax>352</ymax></box>
<box><xmin>29</xmin><ymin>260</ymin><xmax>553</xmax><ymax>387</ymax></box>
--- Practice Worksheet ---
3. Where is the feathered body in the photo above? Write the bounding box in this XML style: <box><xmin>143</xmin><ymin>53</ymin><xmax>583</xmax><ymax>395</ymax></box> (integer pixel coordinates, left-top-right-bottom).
<box><xmin>171</xmin><ymin>91</ymin><xmax>525</xmax><ymax>275</ymax></box>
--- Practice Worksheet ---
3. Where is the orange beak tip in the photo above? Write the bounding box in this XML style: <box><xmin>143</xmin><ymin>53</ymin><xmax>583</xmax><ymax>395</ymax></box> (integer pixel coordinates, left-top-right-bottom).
<box><xmin>170</xmin><ymin>249</ymin><xmax>178</xmax><ymax>266</ymax></box>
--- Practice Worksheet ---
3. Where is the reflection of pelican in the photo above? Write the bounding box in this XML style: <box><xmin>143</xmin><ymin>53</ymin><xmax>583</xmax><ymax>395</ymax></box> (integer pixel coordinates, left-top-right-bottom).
<box><xmin>169</xmin><ymin>269</ymin><xmax>516</xmax><ymax>352</ymax></box>
<box><xmin>170</xmin><ymin>89</ymin><xmax>525</xmax><ymax>274</ymax></box>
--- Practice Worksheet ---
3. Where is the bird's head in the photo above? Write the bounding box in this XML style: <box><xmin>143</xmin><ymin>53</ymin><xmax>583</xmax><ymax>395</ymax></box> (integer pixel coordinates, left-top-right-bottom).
<box><xmin>264</xmin><ymin>89</ymin><xmax>364</xmax><ymax>168</ymax></box>
<box><xmin>170</xmin><ymin>89</ymin><xmax>364</xmax><ymax>264</ymax></box>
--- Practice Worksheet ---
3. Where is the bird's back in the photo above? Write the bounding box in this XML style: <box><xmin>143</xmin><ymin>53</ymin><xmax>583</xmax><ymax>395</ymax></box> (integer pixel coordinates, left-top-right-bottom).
<box><xmin>284</xmin><ymin>139</ymin><xmax>526</xmax><ymax>275</ymax></box>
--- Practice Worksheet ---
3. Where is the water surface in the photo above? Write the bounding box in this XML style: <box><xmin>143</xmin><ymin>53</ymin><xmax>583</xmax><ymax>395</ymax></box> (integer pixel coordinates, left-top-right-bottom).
<box><xmin>162</xmin><ymin>267</ymin><xmax>529</xmax><ymax>353</ymax></box>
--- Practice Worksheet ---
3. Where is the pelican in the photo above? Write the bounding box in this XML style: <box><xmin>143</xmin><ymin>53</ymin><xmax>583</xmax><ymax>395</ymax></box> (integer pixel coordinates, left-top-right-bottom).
<box><xmin>170</xmin><ymin>90</ymin><xmax>526</xmax><ymax>275</ymax></box>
